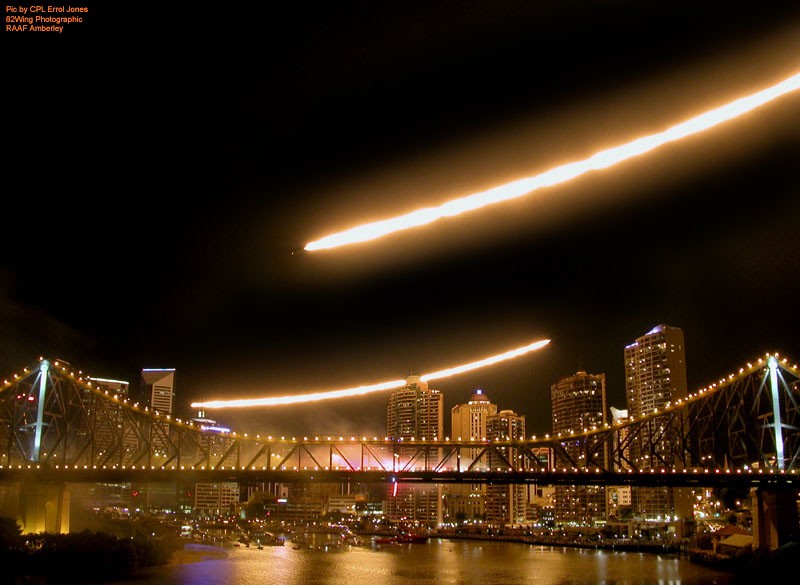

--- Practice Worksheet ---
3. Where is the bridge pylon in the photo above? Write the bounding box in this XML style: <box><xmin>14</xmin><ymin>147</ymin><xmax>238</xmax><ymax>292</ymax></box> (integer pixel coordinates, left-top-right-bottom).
<box><xmin>5</xmin><ymin>481</ymin><xmax>71</xmax><ymax>534</ymax></box>
<box><xmin>751</xmin><ymin>486</ymin><xmax>800</xmax><ymax>552</ymax></box>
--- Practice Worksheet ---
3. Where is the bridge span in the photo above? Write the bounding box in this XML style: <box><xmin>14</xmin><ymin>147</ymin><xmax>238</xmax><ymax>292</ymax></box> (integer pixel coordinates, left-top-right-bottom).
<box><xmin>2</xmin><ymin>352</ymin><xmax>798</xmax><ymax>477</ymax></box>
<box><xmin>1</xmin><ymin>352</ymin><xmax>798</xmax><ymax>545</ymax></box>
<box><xmin>1</xmin><ymin>464</ymin><xmax>798</xmax><ymax>489</ymax></box>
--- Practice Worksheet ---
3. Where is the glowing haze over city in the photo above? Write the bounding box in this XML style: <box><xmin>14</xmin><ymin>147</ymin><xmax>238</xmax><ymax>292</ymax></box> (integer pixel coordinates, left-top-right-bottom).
<box><xmin>4</xmin><ymin>3</ymin><xmax>800</xmax><ymax>439</ymax></box>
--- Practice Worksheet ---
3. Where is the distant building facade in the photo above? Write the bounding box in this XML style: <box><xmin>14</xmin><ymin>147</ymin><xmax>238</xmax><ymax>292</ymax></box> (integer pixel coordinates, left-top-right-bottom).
<box><xmin>140</xmin><ymin>368</ymin><xmax>176</xmax><ymax>414</ymax></box>
<box><xmin>485</xmin><ymin>409</ymin><xmax>527</xmax><ymax>526</ymax></box>
<box><xmin>386</xmin><ymin>376</ymin><xmax>444</xmax><ymax>527</ymax></box>
<box><xmin>551</xmin><ymin>370</ymin><xmax>608</xmax><ymax>525</ymax></box>
<box><xmin>447</xmin><ymin>389</ymin><xmax>498</xmax><ymax>523</ymax></box>
<box><xmin>86</xmin><ymin>376</ymin><xmax>132</xmax><ymax>459</ymax></box>
<box><xmin>624</xmin><ymin>324</ymin><xmax>688</xmax><ymax>520</ymax></box>
<box><xmin>140</xmin><ymin>367</ymin><xmax>176</xmax><ymax>458</ymax></box>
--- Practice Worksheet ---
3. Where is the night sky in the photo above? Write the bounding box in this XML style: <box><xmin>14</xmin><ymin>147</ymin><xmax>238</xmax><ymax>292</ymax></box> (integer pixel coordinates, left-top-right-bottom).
<box><xmin>4</xmin><ymin>1</ymin><xmax>800</xmax><ymax>438</ymax></box>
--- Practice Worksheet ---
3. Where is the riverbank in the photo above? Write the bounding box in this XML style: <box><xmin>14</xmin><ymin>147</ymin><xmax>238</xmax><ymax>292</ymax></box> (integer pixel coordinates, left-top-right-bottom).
<box><xmin>360</xmin><ymin>530</ymin><xmax>686</xmax><ymax>556</ymax></box>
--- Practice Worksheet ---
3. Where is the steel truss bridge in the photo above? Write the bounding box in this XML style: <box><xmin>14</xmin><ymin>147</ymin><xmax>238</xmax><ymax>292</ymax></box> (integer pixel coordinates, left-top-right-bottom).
<box><xmin>0</xmin><ymin>353</ymin><xmax>799</xmax><ymax>490</ymax></box>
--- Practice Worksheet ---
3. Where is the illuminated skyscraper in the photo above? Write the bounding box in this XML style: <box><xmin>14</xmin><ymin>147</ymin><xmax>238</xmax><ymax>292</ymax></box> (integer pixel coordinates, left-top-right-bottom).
<box><xmin>624</xmin><ymin>324</ymin><xmax>688</xmax><ymax>520</ymax></box>
<box><xmin>386</xmin><ymin>375</ymin><xmax>443</xmax><ymax>527</ymax></box>
<box><xmin>485</xmin><ymin>409</ymin><xmax>527</xmax><ymax>526</ymax></box>
<box><xmin>447</xmin><ymin>389</ymin><xmax>498</xmax><ymax>522</ymax></box>
<box><xmin>387</xmin><ymin>375</ymin><xmax>443</xmax><ymax>440</ymax></box>
<box><xmin>451</xmin><ymin>389</ymin><xmax>497</xmax><ymax>442</ymax></box>
<box><xmin>624</xmin><ymin>324</ymin><xmax>687</xmax><ymax>424</ymax></box>
<box><xmin>550</xmin><ymin>370</ymin><xmax>608</xmax><ymax>525</ymax></box>
<box><xmin>140</xmin><ymin>368</ymin><xmax>176</xmax><ymax>414</ymax></box>
<box><xmin>140</xmin><ymin>367</ymin><xmax>176</xmax><ymax>464</ymax></box>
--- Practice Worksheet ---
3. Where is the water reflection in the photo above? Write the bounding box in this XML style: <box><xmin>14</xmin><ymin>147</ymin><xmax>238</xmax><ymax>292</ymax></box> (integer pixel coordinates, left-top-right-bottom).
<box><xmin>105</xmin><ymin>539</ymin><xmax>766</xmax><ymax>585</ymax></box>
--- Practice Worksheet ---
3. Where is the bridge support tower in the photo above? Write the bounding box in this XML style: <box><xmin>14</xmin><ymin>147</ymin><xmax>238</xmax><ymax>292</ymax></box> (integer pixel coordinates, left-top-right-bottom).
<box><xmin>17</xmin><ymin>482</ymin><xmax>70</xmax><ymax>534</ymax></box>
<box><xmin>751</xmin><ymin>487</ymin><xmax>799</xmax><ymax>552</ymax></box>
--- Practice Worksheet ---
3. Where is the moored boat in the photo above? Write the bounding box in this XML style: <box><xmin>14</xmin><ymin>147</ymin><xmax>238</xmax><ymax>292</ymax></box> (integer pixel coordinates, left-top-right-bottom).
<box><xmin>396</xmin><ymin>533</ymin><xmax>428</xmax><ymax>544</ymax></box>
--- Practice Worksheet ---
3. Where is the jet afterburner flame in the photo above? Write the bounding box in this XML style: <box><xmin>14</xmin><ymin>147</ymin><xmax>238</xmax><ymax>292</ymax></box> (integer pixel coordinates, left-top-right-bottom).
<box><xmin>305</xmin><ymin>71</ymin><xmax>800</xmax><ymax>252</ymax></box>
<box><xmin>191</xmin><ymin>338</ymin><xmax>550</xmax><ymax>409</ymax></box>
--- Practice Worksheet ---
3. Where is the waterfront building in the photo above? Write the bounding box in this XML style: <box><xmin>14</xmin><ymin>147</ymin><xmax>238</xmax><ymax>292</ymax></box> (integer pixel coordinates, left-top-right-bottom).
<box><xmin>446</xmin><ymin>389</ymin><xmax>498</xmax><ymax>523</ymax></box>
<box><xmin>386</xmin><ymin>375</ymin><xmax>444</xmax><ymax>527</ymax></box>
<box><xmin>129</xmin><ymin>482</ymin><xmax>180</xmax><ymax>513</ymax></box>
<box><xmin>624</xmin><ymin>324</ymin><xmax>688</xmax><ymax>521</ymax></box>
<box><xmin>526</xmin><ymin>483</ymin><xmax>556</xmax><ymax>526</ymax></box>
<box><xmin>624</xmin><ymin>324</ymin><xmax>687</xmax><ymax>426</ymax></box>
<box><xmin>485</xmin><ymin>409</ymin><xmax>527</xmax><ymax>526</ymax></box>
<box><xmin>607</xmin><ymin>406</ymin><xmax>633</xmax><ymax>521</ymax></box>
<box><xmin>551</xmin><ymin>370</ymin><xmax>608</xmax><ymax>525</ymax></box>
<box><xmin>451</xmin><ymin>389</ymin><xmax>498</xmax><ymax>443</ymax></box>
<box><xmin>194</xmin><ymin>482</ymin><xmax>240</xmax><ymax>517</ymax></box>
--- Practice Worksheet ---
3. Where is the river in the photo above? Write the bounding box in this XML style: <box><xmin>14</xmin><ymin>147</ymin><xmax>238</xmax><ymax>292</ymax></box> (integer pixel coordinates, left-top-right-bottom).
<box><xmin>95</xmin><ymin>536</ymin><xmax>780</xmax><ymax>585</ymax></box>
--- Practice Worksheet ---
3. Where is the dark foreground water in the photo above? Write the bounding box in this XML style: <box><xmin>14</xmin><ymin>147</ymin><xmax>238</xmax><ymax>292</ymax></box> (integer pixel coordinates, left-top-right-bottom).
<box><xmin>92</xmin><ymin>536</ymin><xmax>780</xmax><ymax>585</ymax></box>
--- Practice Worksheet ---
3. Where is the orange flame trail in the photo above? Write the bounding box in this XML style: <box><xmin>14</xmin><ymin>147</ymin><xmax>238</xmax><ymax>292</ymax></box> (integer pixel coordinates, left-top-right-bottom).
<box><xmin>191</xmin><ymin>339</ymin><xmax>550</xmax><ymax>409</ymax></box>
<box><xmin>305</xmin><ymin>71</ymin><xmax>800</xmax><ymax>252</ymax></box>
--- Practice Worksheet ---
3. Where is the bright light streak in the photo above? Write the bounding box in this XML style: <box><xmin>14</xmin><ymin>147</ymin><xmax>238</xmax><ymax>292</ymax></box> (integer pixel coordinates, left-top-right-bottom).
<box><xmin>420</xmin><ymin>338</ymin><xmax>550</xmax><ymax>382</ymax></box>
<box><xmin>191</xmin><ymin>338</ymin><xmax>550</xmax><ymax>409</ymax></box>
<box><xmin>305</xmin><ymin>71</ymin><xmax>800</xmax><ymax>251</ymax></box>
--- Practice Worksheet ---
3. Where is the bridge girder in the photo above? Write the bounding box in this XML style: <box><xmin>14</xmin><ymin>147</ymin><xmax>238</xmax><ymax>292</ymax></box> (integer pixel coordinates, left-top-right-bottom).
<box><xmin>0</xmin><ymin>354</ymin><xmax>797</xmax><ymax>485</ymax></box>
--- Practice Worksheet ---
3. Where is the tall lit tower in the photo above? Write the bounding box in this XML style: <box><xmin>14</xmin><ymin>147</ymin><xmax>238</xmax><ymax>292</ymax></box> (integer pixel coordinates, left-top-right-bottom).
<box><xmin>140</xmin><ymin>368</ymin><xmax>176</xmax><ymax>414</ymax></box>
<box><xmin>451</xmin><ymin>389</ymin><xmax>497</xmax><ymax>455</ymax></box>
<box><xmin>386</xmin><ymin>375</ymin><xmax>444</xmax><ymax>527</ymax></box>
<box><xmin>485</xmin><ymin>409</ymin><xmax>527</xmax><ymax>526</ymax></box>
<box><xmin>137</xmin><ymin>367</ymin><xmax>178</xmax><ymax>511</ymax></box>
<box><xmin>624</xmin><ymin>324</ymin><xmax>688</xmax><ymax>521</ymax></box>
<box><xmin>624</xmin><ymin>324</ymin><xmax>687</xmax><ymax>422</ymax></box>
<box><xmin>550</xmin><ymin>370</ymin><xmax>608</xmax><ymax>525</ymax></box>
<box><xmin>447</xmin><ymin>389</ymin><xmax>497</xmax><ymax>523</ymax></box>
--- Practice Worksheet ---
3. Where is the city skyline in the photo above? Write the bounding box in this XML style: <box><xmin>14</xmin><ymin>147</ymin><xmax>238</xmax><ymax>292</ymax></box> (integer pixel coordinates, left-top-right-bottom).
<box><xmin>4</xmin><ymin>2</ymin><xmax>800</xmax><ymax>438</ymax></box>
<box><xmin>2</xmin><ymin>336</ymin><xmax>791</xmax><ymax>442</ymax></box>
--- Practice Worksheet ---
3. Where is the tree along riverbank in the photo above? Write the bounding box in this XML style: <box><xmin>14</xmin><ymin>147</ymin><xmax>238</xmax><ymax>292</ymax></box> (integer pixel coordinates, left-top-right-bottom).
<box><xmin>1</xmin><ymin>516</ymin><xmax>183</xmax><ymax>582</ymax></box>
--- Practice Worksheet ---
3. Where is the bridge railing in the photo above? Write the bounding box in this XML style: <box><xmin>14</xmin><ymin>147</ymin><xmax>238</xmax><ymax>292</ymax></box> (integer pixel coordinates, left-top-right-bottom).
<box><xmin>1</xmin><ymin>354</ymin><xmax>798</xmax><ymax>477</ymax></box>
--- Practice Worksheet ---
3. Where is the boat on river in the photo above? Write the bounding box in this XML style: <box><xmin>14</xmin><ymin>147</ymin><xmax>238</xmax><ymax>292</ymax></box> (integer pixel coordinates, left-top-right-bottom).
<box><xmin>396</xmin><ymin>533</ymin><xmax>428</xmax><ymax>544</ymax></box>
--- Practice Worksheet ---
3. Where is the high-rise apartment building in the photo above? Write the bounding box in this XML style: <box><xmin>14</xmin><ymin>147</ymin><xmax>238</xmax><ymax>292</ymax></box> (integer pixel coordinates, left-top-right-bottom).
<box><xmin>550</xmin><ymin>370</ymin><xmax>608</xmax><ymax>525</ymax></box>
<box><xmin>447</xmin><ymin>389</ymin><xmax>498</xmax><ymax>522</ymax></box>
<box><xmin>386</xmin><ymin>376</ymin><xmax>444</xmax><ymax>527</ymax></box>
<box><xmin>451</xmin><ymin>389</ymin><xmax>497</xmax><ymax>441</ymax></box>
<box><xmin>624</xmin><ymin>324</ymin><xmax>688</xmax><ymax>521</ymax></box>
<box><xmin>485</xmin><ymin>409</ymin><xmax>527</xmax><ymax>526</ymax></box>
<box><xmin>624</xmin><ymin>324</ymin><xmax>687</xmax><ymax>424</ymax></box>
<box><xmin>387</xmin><ymin>375</ymin><xmax>443</xmax><ymax>440</ymax></box>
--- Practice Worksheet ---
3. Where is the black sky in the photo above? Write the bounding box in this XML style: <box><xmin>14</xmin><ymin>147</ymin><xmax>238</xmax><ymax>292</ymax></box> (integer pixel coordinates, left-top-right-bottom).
<box><xmin>4</xmin><ymin>1</ymin><xmax>800</xmax><ymax>437</ymax></box>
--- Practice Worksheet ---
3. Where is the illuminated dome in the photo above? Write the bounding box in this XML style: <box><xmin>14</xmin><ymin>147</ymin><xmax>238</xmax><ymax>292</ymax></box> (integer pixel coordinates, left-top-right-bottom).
<box><xmin>469</xmin><ymin>389</ymin><xmax>490</xmax><ymax>403</ymax></box>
